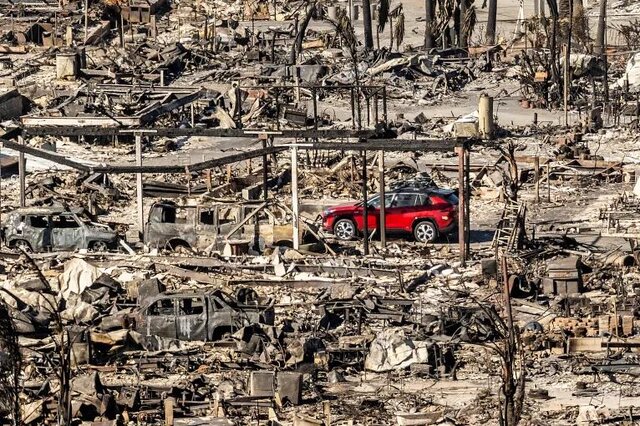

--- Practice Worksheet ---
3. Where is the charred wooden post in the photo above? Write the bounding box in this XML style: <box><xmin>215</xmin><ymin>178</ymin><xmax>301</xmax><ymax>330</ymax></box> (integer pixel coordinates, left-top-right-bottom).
<box><xmin>378</xmin><ymin>150</ymin><xmax>386</xmax><ymax>248</ymax></box>
<box><xmin>465</xmin><ymin>147</ymin><xmax>471</xmax><ymax>256</ymax></box>
<box><xmin>361</xmin><ymin>149</ymin><xmax>370</xmax><ymax>255</ymax></box>
<box><xmin>291</xmin><ymin>145</ymin><xmax>300</xmax><ymax>249</ymax></box>
<box><xmin>135</xmin><ymin>134</ymin><xmax>144</xmax><ymax>241</ymax></box>
<box><xmin>18</xmin><ymin>135</ymin><xmax>25</xmax><ymax>208</ymax></box>
<box><xmin>262</xmin><ymin>134</ymin><xmax>269</xmax><ymax>201</ymax></box>
<box><xmin>534</xmin><ymin>156</ymin><xmax>540</xmax><ymax>203</ymax></box>
<box><xmin>456</xmin><ymin>144</ymin><xmax>466</xmax><ymax>265</ymax></box>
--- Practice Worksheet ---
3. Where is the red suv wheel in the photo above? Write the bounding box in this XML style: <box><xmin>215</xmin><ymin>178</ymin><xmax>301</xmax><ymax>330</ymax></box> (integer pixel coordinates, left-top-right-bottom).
<box><xmin>333</xmin><ymin>218</ymin><xmax>356</xmax><ymax>240</ymax></box>
<box><xmin>414</xmin><ymin>221</ymin><xmax>437</xmax><ymax>243</ymax></box>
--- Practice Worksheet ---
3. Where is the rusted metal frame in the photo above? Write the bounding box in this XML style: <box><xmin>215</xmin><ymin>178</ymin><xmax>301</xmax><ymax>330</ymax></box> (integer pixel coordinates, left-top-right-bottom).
<box><xmin>137</xmin><ymin>90</ymin><xmax>203</xmax><ymax>124</ymax></box>
<box><xmin>223</xmin><ymin>202</ymin><xmax>268</xmax><ymax>240</ymax></box>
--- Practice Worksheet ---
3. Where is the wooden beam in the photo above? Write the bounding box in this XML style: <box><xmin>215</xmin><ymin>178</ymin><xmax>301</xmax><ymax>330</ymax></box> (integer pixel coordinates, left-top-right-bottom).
<box><xmin>1</xmin><ymin>139</ymin><xmax>286</xmax><ymax>174</ymax></box>
<box><xmin>22</xmin><ymin>126</ymin><xmax>376</xmax><ymax>139</ymax></box>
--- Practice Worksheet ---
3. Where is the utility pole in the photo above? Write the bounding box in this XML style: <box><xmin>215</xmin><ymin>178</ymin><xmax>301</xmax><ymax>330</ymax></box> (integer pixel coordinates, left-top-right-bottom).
<box><xmin>486</xmin><ymin>0</ymin><xmax>497</xmax><ymax>45</ymax></box>
<box><xmin>362</xmin><ymin>0</ymin><xmax>374</xmax><ymax>49</ymax></box>
<box><xmin>424</xmin><ymin>0</ymin><xmax>435</xmax><ymax>49</ymax></box>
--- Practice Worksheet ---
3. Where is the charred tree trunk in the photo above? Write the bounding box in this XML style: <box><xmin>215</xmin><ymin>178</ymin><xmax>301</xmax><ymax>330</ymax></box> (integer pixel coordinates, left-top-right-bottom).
<box><xmin>486</xmin><ymin>0</ymin><xmax>497</xmax><ymax>44</ymax></box>
<box><xmin>0</xmin><ymin>302</ymin><xmax>20</xmax><ymax>425</ymax></box>
<box><xmin>596</xmin><ymin>0</ymin><xmax>606</xmax><ymax>56</ymax></box>
<box><xmin>290</xmin><ymin>5</ymin><xmax>317</xmax><ymax>64</ymax></box>
<box><xmin>459</xmin><ymin>0</ymin><xmax>468</xmax><ymax>47</ymax></box>
<box><xmin>425</xmin><ymin>0</ymin><xmax>435</xmax><ymax>48</ymax></box>
<box><xmin>363</xmin><ymin>0</ymin><xmax>374</xmax><ymax>49</ymax></box>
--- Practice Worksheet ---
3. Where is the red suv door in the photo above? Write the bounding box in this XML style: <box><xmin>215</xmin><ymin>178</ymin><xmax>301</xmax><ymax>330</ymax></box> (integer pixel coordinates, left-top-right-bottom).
<box><xmin>352</xmin><ymin>194</ymin><xmax>395</xmax><ymax>232</ymax></box>
<box><xmin>385</xmin><ymin>193</ymin><xmax>421</xmax><ymax>231</ymax></box>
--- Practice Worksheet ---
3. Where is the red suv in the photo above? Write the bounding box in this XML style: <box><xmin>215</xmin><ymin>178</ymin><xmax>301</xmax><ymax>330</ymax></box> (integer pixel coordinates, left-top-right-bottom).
<box><xmin>321</xmin><ymin>187</ymin><xmax>458</xmax><ymax>243</ymax></box>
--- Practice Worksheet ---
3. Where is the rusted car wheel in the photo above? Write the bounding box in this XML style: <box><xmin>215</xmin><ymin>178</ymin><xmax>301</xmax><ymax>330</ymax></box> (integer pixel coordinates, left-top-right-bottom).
<box><xmin>90</xmin><ymin>241</ymin><xmax>109</xmax><ymax>252</ymax></box>
<box><xmin>13</xmin><ymin>240</ymin><xmax>32</xmax><ymax>253</ymax></box>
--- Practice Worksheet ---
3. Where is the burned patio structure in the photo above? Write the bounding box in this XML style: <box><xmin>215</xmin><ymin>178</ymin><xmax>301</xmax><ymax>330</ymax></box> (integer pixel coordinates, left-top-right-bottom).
<box><xmin>3</xmin><ymin>0</ymin><xmax>640</xmax><ymax>424</ymax></box>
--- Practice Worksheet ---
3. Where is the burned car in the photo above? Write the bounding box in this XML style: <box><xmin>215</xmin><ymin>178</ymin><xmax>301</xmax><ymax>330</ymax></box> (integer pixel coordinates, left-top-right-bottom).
<box><xmin>1</xmin><ymin>207</ymin><xmax>118</xmax><ymax>252</ymax></box>
<box><xmin>131</xmin><ymin>289</ymin><xmax>275</xmax><ymax>341</ymax></box>
<box><xmin>144</xmin><ymin>200</ymin><xmax>302</xmax><ymax>252</ymax></box>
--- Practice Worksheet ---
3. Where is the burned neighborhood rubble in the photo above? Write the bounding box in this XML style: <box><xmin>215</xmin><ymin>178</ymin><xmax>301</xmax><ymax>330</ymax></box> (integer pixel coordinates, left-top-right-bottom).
<box><xmin>3</xmin><ymin>0</ymin><xmax>640</xmax><ymax>425</ymax></box>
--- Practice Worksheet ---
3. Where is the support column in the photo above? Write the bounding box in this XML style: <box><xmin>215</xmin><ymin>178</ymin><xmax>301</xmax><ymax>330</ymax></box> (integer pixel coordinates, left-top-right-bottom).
<box><xmin>362</xmin><ymin>150</ymin><xmax>369</xmax><ymax>256</ymax></box>
<box><xmin>135</xmin><ymin>134</ymin><xmax>144</xmax><ymax>241</ymax></box>
<box><xmin>18</xmin><ymin>135</ymin><xmax>25</xmax><ymax>207</ymax></box>
<box><xmin>465</xmin><ymin>147</ymin><xmax>471</xmax><ymax>256</ymax></box>
<box><xmin>456</xmin><ymin>145</ymin><xmax>466</xmax><ymax>265</ymax></box>
<box><xmin>291</xmin><ymin>145</ymin><xmax>299</xmax><ymax>250</ymax></box>
<box><xmin>378</xmin><ymin>150</ymin><xmax>386</xmax><ymax>249</ymax></box>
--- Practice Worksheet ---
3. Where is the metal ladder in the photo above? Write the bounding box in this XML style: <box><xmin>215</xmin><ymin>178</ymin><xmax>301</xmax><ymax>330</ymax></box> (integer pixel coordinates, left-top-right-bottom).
<box><xmin>492</xmin><ymin>201</ymin><xmax>526</xmax><ymax>252</ymax></box>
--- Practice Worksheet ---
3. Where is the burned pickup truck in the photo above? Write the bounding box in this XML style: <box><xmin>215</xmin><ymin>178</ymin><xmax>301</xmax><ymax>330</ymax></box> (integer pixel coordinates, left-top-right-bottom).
<box><xmin>144</xmin><ymin>200</ymin><xmax>303</xmax><ymax>252</ymax></box>
<box><xmin>132</xmin><ymin>289</ymin><xmax>275</xmax><ymax>341</ymax></box>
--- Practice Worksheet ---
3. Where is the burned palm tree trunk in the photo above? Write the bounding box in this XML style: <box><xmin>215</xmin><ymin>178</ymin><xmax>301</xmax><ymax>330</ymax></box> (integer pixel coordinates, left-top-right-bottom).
<box><xmin>547</xmin><ymin>0</ymin><xmax>560</xmax><ymax>84</ymax></box>
<box><xmin>596</xmin><ymin>0</ymin><xmax>606</xmax><ymax>56</ymax></box>
<box><xmin>459</xmin><ymin>0</ymin><xmax>468</xmax><ymax>47</ymax></box>
<box><xmin>424</xmin><ymin>0</ymin><xmax>435</xmax><ymax>48</ymax></box>
<box><xmin>363</xmin><ymin>0</ymin><xmax>374</xmax><ymax>49</ymax></box>
<box><xmin>290</xmin><ymin>3</ymin><xmax>317</xmax><ymax>64</ymax></box>
<box><xmin>0</xmin><ymin>302</ymin><xmax>20</xmax><ymax>425</ymax></box>
<box><xmin>486</xmin><ymin>0</ymin><xmax>497</xmax><ymax>44</ymax></box>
